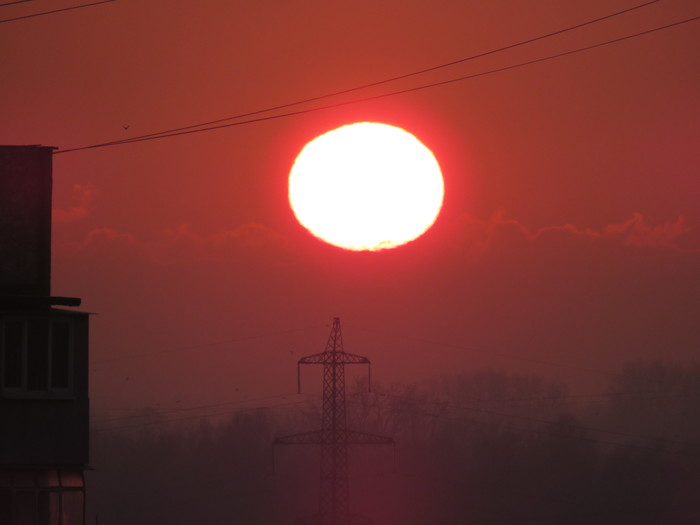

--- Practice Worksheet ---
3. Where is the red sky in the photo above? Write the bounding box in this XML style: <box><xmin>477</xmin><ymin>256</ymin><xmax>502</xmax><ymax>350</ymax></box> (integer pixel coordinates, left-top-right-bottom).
<box><xmin>2</xmin><ymin>0</ymin><xmax>698</xmax><ymax>413</ymax></box>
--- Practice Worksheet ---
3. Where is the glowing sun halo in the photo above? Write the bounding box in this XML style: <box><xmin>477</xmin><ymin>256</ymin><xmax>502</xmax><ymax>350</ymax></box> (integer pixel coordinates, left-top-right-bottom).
<box><xmin>288</xmin><ymin>122</ymin><xmax>444</xmax><ymax>251</ymax></box>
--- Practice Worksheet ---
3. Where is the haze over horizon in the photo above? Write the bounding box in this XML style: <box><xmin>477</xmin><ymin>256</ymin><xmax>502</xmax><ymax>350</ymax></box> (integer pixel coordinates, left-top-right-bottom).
<box><xmin>2</xmin><ymin>0</ymin><xmax>698</xmax><ymax>415</ymax></box>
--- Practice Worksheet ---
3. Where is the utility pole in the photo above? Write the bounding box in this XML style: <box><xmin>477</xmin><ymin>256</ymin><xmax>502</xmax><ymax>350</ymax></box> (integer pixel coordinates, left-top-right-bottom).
<box><xmin>275</xmin><ymin>318</ymin><xmax>394</xmax><ymax>525</ymax></box>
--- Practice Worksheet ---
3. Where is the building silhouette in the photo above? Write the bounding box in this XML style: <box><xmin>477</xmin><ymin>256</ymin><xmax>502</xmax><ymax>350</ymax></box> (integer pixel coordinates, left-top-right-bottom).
<box><xmin>0</xmin><ymin>146</ymin><xmax>90</xmax><ymax>525</ymax></box>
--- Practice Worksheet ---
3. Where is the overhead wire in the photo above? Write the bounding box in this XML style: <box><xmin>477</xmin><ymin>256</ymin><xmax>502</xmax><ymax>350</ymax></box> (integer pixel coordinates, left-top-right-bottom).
<box><xmin>93</xmin><ymin>385</ymin><xmax>693</xmax><ymax>458</ymax></box>
<box><xmin>115</xmin><ymin>13</ymin><xmax>697</xmax><ymax>143</ymax></box>
<box><xmin>37</xmin><ymin>0</ymin><xmax>698</xmax><ymax>445</ymax></box>
<box><xmin>92</xmin><ymin>395</ymin><xmax>320</xmax><ymax>433</ymax></box>
<box><xmin>0</xmin><ymin>0</ymin><xmax>115</xmax><ymax>24</ymax></box>
<box><xmin>57</xmin><ymin>13</ymin><xmax>700</xmax><ymax>153</ymax></box>
<box><xmin>464</xmin><ymin>389</ymin><xmax>699</xmax><ymax>406</ymax></box>
<box><xmin>91</xmin><ymin>392</ymin><xmax>697</xmax><ymax>521</ymax></box>
<box><xmin>365</xmin><ymin>390</ymin><xmax>700</xmax><ymax>456</ymax></box>
<box><xmin>92</xmin><ymin>386</ymin><xmax>699</xmax><ymax>458</ymax></box>
<box><xmin>91</xmin><ymin>385</ymin><xmax>700</xmax><ymax>425</ymax></box>
<box><xmin>84</xmin><ymin>311</ymin><xmax>700</xmax><ymax>434</ymax></box>
<box><xmin>408</xmin><ymin>507</ymin><xmax>678</xmax><ymax>525</ymax></box>
<box><xmin>0</xmin><ymin>0</ymin><xmax>35</xmax><ymax>7</ymax></box>
<box><xmin>95</xmin><ymin>387</ymin><xmax>694</xmax><ymax>458</ymax></box>
<box><xmin>382</xmin><ymin>392</ymin><xmax>700</xmax><ymax>446</ymax></box>
<box><xmin>90</xmin><ymin>392</ymin><xmax>315</xmax><ymax>424</ymax></box>
<box><xmin>90</xmin><ymin>324</ymin><xmax>325</xmax><ymax>365</ymax></box>
<box><xmin>88</xmin><ymin>322</ymin><xmax>610</xmax><ymax>399</ymax></box>
<box><xmin>348</xmin><ymin>322</ymin><xmax>614</xmax><ymax>378</ymax></box>
<box><xmin>54</xmin><ymin>0</ymin><xmax>660</xmax><ymax>151</ymax></box>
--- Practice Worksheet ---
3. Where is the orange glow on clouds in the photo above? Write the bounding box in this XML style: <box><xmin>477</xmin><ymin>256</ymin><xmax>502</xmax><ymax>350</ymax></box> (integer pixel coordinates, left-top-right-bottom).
<box><xmin>288</xmin><ymin>122</ymin><xmax>444</xmax><ymax>251</ymax></box>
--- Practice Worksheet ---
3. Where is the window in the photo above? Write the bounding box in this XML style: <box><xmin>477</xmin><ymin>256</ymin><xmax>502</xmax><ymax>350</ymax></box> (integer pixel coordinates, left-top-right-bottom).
<box><xmin>0</xmin><ymin>317</ymin><xmax>73</xmax><ymax>398</ymax></box>
<box><xmin>0</xmin><ymin>469</ymin><xmax>84</xmax><ymax>525</ymax></box>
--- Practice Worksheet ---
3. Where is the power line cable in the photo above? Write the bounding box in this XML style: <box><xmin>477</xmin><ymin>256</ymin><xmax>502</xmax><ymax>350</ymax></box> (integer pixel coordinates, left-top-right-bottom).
<box><xmin>55</xmin><ymin>0</ymin><xmax>660</xmax><ymax>152</ymax></box>
<box><xmin>90</xmin><ymin>319</ymin><xmax>593</xmax><ymax>376</ymax></box>
<box><xmin>0</xmin><ymin>0</ymin><xmax>35</xmax><ymax>7</ymax></box>
<box><xmin>368</xmin><ymin>390</ymin><xmax>700</xmax><ymax>453</ymax></box>
<box><xmin>408</xmin><ymin>506</ymin><xmax>677</xmax><ymax>525</ymax></box>
<box><xmin>90</xmin><ymin>386</ymin><xmax>700</xmax><ymax>424</ymax></box>
<box><xmin>349</xmin><ymin>323</ymin><xmax>614</xmax><ymax>378</ymax></box>
<box><xmin>0</xmin><ymin>0</ymin><xmax>115</xmax><ymax>24</ymax></box>
<box><xmin>90</xmin><ymin>324</ymin><xmax>324</xmax><ymax>365</ymax></box>
<box><xmin>472</xmin><ymin>389</ymin><xmax>700</xmax><ymax>405</ymax></box>
<box><xmin>55</xmin><ymin>12</ymin><xmax>700</xmax><ymax>154</ymax></box>
<box><xmin>92</xmin><ymin>396</ymin><xmax>319</xmax><ymax>433</ymax></box>
<box><xmin>92</xmin><ymin>386</ymin><xmax>700</xmax><ymax>454</ymax></box>
<box><xmin>90</xmin><ymin>392</ymin><xmax>316</xmax><ymax>424</ymax></box>
<box><xmin>347</xmin><ymin>394</ymin><xmax>700</xmax><ymax>459</ymax></box>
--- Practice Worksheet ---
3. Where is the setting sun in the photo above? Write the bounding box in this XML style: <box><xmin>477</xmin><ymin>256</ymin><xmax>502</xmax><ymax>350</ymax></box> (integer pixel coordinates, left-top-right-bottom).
<box><xmin>288</xmin><ymin>122</ymin><xmax>444</xmax><ymax>251</ymax></box>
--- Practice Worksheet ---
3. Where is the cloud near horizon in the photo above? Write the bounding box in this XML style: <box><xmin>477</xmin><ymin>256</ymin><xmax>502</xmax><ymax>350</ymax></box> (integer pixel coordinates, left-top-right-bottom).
<box><xmin>54</xmin><ymin>222</ymin><xmax>292</xmax><ymax>266</ymax></box>
<box><xmin>52</xmin><ymin>184</ymin><xmax>98</xmax><ymax>224</ymax></box>
<box><xmin>454</xmin><ymin>211</ymin><xmax>695</xmax><ymax>257</ymax></box>
<box><xmin>53</xmin><ymin>212</ymin><xmax>697</xmax><ymax>266</ymax></box>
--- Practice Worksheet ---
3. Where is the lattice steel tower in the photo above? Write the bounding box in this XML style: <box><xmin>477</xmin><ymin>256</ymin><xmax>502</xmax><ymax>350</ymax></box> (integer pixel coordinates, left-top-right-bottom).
<box><xmin>275</xmin><ymin>318</ymin><xmax>394</xmax><ymax>525</ymax></box>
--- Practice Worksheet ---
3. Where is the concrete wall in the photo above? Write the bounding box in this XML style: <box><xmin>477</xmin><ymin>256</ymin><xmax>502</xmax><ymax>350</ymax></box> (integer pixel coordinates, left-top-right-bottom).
<box><xmin>0</xmin><ymin>146</ymin><xmax>53</xmax><ymax>297</ymax></box>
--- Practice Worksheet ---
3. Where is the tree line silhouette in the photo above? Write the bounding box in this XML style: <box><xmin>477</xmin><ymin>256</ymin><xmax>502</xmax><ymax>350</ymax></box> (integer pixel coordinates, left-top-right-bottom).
<box><xmin>87</xmin><ymin>361</ymin><xmax>700</xmax><ymax>524</ymax></box>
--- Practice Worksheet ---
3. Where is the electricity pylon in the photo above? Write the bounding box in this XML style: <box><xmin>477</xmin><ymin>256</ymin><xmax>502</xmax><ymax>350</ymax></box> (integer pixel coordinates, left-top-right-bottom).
<box><xmin>275</xmin><ymin>318</ymin><xmax>394</xmax><ymax>525</ymax></box>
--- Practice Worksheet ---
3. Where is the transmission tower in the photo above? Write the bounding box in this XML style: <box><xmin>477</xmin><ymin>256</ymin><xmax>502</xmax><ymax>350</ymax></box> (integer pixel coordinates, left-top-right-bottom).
<box><xmin>275</xmin><ymin>318</ymin><xmax>394</xmax><ymax>525</ymax></box>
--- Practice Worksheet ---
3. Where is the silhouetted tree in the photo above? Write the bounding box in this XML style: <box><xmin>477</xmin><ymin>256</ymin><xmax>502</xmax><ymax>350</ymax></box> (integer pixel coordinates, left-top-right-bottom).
<box><xmin>86</xmin><ymin>363</ymin><xmax>700</xmax><ymax>525</ymax></box>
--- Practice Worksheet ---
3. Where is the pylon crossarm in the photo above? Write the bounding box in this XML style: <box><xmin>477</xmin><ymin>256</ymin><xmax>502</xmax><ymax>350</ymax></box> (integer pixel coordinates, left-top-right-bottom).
<box><xmin>295</xmin><ymin>513</ymin><xmax>374</xmax><ymax>525</ymax></box>
<box><xmin>298</xmin><ymin>351</ymin><xmax>327</xmax><ymax>364</ymax></box>
<box><xmin>338</xmin><ymin>352</ymin><xmax>370</xmax><ymax>364</ymax></box>
<box><xmin>298</xmin><ymin>352</ymin><xmax>370</xmax><ymax>365</ymax></box>
<box><xmin>344</xmin><ymin>430</ymin><xmax>395</xmax><ymax>445</ymax></box>
<box><xmin>274</xmin><ymin>429</ymin><xmax>324</xmax><ymax>445</ymax></box>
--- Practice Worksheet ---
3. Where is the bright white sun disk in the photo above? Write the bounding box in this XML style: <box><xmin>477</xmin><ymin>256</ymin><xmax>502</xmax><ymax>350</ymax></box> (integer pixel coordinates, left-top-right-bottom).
<box><xmin>288</xmin><ymin>122</ymin><xmax>444</xmax><ymax>251</ymax></box>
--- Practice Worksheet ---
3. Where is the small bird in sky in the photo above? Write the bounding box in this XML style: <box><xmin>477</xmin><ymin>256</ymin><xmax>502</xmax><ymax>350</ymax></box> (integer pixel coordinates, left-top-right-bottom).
<box><xmin>122</xmin><ymin>124</ymin><xmax>130</xmax><ymax>130</ymax></box>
